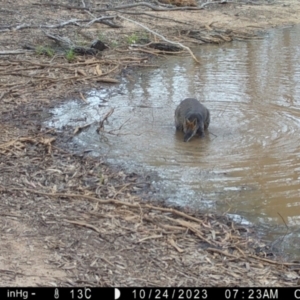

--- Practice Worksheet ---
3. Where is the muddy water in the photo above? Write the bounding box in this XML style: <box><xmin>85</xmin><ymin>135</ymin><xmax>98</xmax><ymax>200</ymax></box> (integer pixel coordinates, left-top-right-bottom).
<box><xmin>47</xmin><ymin>26</ymin><xmax>300</xmax><ymax>255</ymax></box>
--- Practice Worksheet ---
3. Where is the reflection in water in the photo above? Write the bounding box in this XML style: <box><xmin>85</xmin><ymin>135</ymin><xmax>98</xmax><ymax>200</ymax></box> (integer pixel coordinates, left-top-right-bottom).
<box><xmin>47</xmin><ymin>26</ymin><xmax>300</xmax><ymax>254</ymax></box>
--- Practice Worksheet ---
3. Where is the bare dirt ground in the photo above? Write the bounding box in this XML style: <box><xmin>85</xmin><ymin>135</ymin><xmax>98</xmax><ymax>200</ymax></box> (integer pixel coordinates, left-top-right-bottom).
<box><xmin>1</xmin><ymin>0</ymin><xmax>300</xmax><ymax>287</ymax></box>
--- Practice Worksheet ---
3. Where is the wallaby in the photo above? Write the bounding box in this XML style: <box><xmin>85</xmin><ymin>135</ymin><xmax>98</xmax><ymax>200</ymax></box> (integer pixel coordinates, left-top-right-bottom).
<box><xmin>174</xmin><ymin>98</ymin><xmax>210</xmax><ymax>142</ymax></box>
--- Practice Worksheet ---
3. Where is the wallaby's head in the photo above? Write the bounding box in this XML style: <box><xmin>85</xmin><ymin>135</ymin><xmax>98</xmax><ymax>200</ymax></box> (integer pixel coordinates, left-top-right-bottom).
<box><xmin>183</xmin><ymin>118</ymin><xmax>198</xmax><ymax>142</ymax></box>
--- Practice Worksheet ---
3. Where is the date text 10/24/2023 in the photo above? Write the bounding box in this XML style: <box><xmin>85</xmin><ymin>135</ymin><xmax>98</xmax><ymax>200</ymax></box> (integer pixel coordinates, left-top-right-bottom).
<box><xmin>131</xmin><ymin>288</ymin><xmax>284</xmax><ymax>300</ymax></box>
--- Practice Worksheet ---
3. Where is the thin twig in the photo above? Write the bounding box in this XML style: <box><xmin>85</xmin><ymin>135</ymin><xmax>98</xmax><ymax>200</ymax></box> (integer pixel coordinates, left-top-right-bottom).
<box><xmin>248</xmin><ymin>254</ymin><xmax>300</xmax><ymax>266</ymax></box>
<box><xmin>0</xmin><ymin>186</ymin><xmax>139</xmax><ymax>208</ymax></box>
<box><xmin>208</xmin><ymin>130</ymin><xmax>218</xmax><ymax>138</ymax></box>
<box><xmin>96</xmin><ymin>108</ymin><xmax>115</xmax><ymax>133</ymax></box>
<box><xmin>64</xmin><ymin>220</ymin><xmax>102</xmax><ymax>233</ymax></box>
<box><xmin>277</xmin><ymin>212</ymin><xmax>288</xmax><ymax>229</ymax></box>
<box><xmin>107</xmin><ymin>117</ymin><xmax>131</xmax><ymax>135</ymax></box>
<box><xmin>118</xmin><ymin>15</ymin><xmax>200</xmax><ymax>63</ymax></box>
<box><xmin>207</xmin><ymin>248</ymin><xmax>240</xmax><ymax>259</ymax></box>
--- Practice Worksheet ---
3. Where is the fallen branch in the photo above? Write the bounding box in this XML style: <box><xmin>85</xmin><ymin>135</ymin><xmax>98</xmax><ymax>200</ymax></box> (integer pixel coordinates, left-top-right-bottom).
<box><xmin>118</xmin><ymin>15</ymin><xmax>200</xmax><ymax>63</ymax></box>
<box><xmin>2</xmin><ymin>72</ymin><xmax>119</xmax><ymax>84</ymax></box>
<box><xmin>7</xmin><ymin>59</ymin><xmax>119</xmax><ymax>69</ymax></box>
<box><xmin>0</xmin><ymin>16</ymin><xmax>119</xmax><ymax>32</ymax></box>
<box><xmin>64</xmin><ymin>219</ymin><xmax>102</xmax><ymax>233</ymax></box>
<box><xmin>33</xmin><ymin>2</ymin><xmax>204</xmax><ymax>12</ymax></box>
<box><xmin>207</xmin><ymin>247</ymin><xmax>240</xmax><ymax>259</ymax></box>
<box><xmin>143</xmin><ymin>204</ymin><xmax>207</xmax><ymax>226</ymax></box>
<box><xmin>126</xmin><ymin>48</ymin><xmax>161</xmax><ymax>56</ymax></box>
<box><xmin>138</xmin><ymin>234</ymin><xmax>164</xmax><ymax>243</ymax></box>
<box><xmin>95</xmin><ymin>2</ymin><xmax>204</xmax><ymax>12</ymax></box>
<box><xmin>33</xmin><ymin>1</ymin><xmax>237</xmax><ymax>13</ymax></box>
<box><xmin>248</xmin><ymin>254</ymin><xmax>300</xmax><ymax>267</ymax></box>
<box><xmin>91</xmin><ymin>0</ymin><xmax>236</xmax><ymax>12</ymax></box>
<box><xmin>1</xmin><ymin>186</ymin><xmax>139</xmax><ymax>208</ymax></box>
<box><xmin>166</xmin><ymin>216</ymin><xmax>218</xmax><ymax>246</ymax></box>
<box><xmin>32</xmin><ymin>2</ymin><xmax>91</xmax><ymax>11</ymax></box>
<box><xmin>40</xmin><ymin>18</ymin><xmax>82</xmax><ymax>29</ymax></box>
<box><xmin>86</xmin><ymin>16</ymin><xmax>121</xmax><ymax>28</ymax></box>
<box><xmin>1</xmin><ymin>186</ymin><xmax>210</xmax><ymax>227</ymax></box>
<box><xmin>0</xmin><ymin>50</ymin><xmax>33</xmax><ymax>55</ymax></box>
<box><xmin>107</xmin><ymin>117</ymin><xmax>131</xmax><ymax>135</ymax></box>
<box><xmin>42</xmin><ymin>30</ymin><xmax>74</xmax><ymax>48</ymax></box>
<box><xmin>96</xmin><ymin>108</ymin><xmax>115</xmax><ymax>133</ymax></box>
<box><xmin>73</xmin><ymin>123</ymin><xmax>92</xmax><ymax>135</ymax></box>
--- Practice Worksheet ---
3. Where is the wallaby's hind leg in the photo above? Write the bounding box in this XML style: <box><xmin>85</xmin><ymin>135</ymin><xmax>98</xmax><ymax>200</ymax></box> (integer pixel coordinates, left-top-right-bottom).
<box><xmin>197</xmin><ymin>130</ymin><xmax>205</xmax><ymax>137</ymax></box>
<box><xmin>197</xmin><ymin>122</ymin><xmax>205</xmax><ymax>137</ymax></box>
<box><xmin>204</xmin><ymin>120</ymin><xmax>209</xmax><ymax>130</ymax></box>
<box><xmin>204</xmin><ymin>110</ymin><xmax>210</xmax><ymax>130</ymax></box>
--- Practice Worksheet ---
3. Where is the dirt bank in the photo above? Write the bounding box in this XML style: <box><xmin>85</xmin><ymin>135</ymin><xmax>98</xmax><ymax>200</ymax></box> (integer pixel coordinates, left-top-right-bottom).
<box><xmin>1</xmin><ymin>0</ymin><xmax>300</xmax><ymax>287</ymax></box>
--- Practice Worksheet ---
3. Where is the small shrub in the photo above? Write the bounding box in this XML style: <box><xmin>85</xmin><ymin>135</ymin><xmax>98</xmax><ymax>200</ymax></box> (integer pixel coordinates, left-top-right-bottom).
<box><xmin>35</xmin><ymin>46</ymin><xmax>55</xmax><ymax>57</ymax></box>
<box><xmin>65</xmin><ymin>49</ymin><xmax>76</xmax><ymax>62</ymax></box>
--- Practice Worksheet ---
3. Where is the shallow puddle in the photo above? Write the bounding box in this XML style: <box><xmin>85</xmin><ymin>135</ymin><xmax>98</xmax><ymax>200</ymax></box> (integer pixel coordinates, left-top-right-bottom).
<box><xmin>47</xmin><ymin>25</ymin><xmax>300</xmax><ymax>256</ymax></box>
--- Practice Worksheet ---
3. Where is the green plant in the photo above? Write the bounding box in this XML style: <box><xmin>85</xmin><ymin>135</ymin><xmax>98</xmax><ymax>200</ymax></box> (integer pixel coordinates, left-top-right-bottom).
<box><xmin>98</xmin><ymin>32</ymin><xmax>108</xmax><ymax>43</ymax></box>
<box><xmin>110</xmin><ymin>40</ymin><xmax>119</xmax><ymax>49</ymax></box>
<box><xmin>35</xmin><ymin>46</ymin><xmax>55</xmax><ymax>57</ymax></box>
<box><xmin>126</xmin><ymin>33</ymin><xmax>139</xmax><ymax>44</ymax></box>
<box><xmin>65</xmin><ymin>49</ymin><xmax>76</xmax><ymax>62</ymax></box>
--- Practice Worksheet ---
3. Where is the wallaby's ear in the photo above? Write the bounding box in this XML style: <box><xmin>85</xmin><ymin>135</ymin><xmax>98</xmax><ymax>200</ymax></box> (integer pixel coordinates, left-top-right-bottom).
<box><xmin>192</xmin><ymin>119</ymin><xmax>197</xmax><ymax>126</ymax></box>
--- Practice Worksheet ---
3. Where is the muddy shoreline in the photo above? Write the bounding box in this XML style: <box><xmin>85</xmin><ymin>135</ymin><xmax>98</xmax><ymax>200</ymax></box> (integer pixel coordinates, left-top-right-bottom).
<box><xmin>1</xmin><ymin>0</ymin><xmax>300</xmax><ymax>287</ymax></box>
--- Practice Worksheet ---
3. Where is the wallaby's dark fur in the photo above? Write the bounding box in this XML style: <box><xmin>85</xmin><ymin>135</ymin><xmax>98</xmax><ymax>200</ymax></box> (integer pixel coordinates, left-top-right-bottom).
<box><xmin>175</xmin><ymin>98</ymin><xmax>210</xmax><ymax>142</ymax></box>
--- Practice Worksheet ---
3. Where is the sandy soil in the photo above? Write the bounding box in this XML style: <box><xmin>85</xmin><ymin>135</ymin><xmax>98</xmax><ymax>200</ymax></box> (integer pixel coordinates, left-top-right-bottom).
<box><xmin>1</xmin><ymin>0</ymin><xmax>300</xmax><ymax>287</ymax></box>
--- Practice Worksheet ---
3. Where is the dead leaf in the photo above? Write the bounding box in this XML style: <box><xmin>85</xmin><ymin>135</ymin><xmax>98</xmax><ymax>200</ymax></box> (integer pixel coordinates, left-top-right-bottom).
<box><xmin>168</xmin><ymin>238</ymin><xmax>184</xmax><ymax>253</ymax></box>
<box><xmin>77</xmin><ymin>69</ymin><xmax>87</xmax><ymax>76</ymax></box>
<box><xmin>40</xmin><ymin>137</ymin><xmax>56</xmax><ymax>145</ymax></box>
<box><xmin>95</xmin><ymin>65</ymin><xmax>102</xmax><ymax>76</ymax></box>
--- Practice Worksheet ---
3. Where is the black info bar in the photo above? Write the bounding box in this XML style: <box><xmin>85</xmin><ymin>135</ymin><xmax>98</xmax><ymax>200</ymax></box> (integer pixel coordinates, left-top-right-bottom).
<box><xmin>1</xmin><ymin>287</ymin><xmax>299</xmax><ymax>300</ymax></box>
